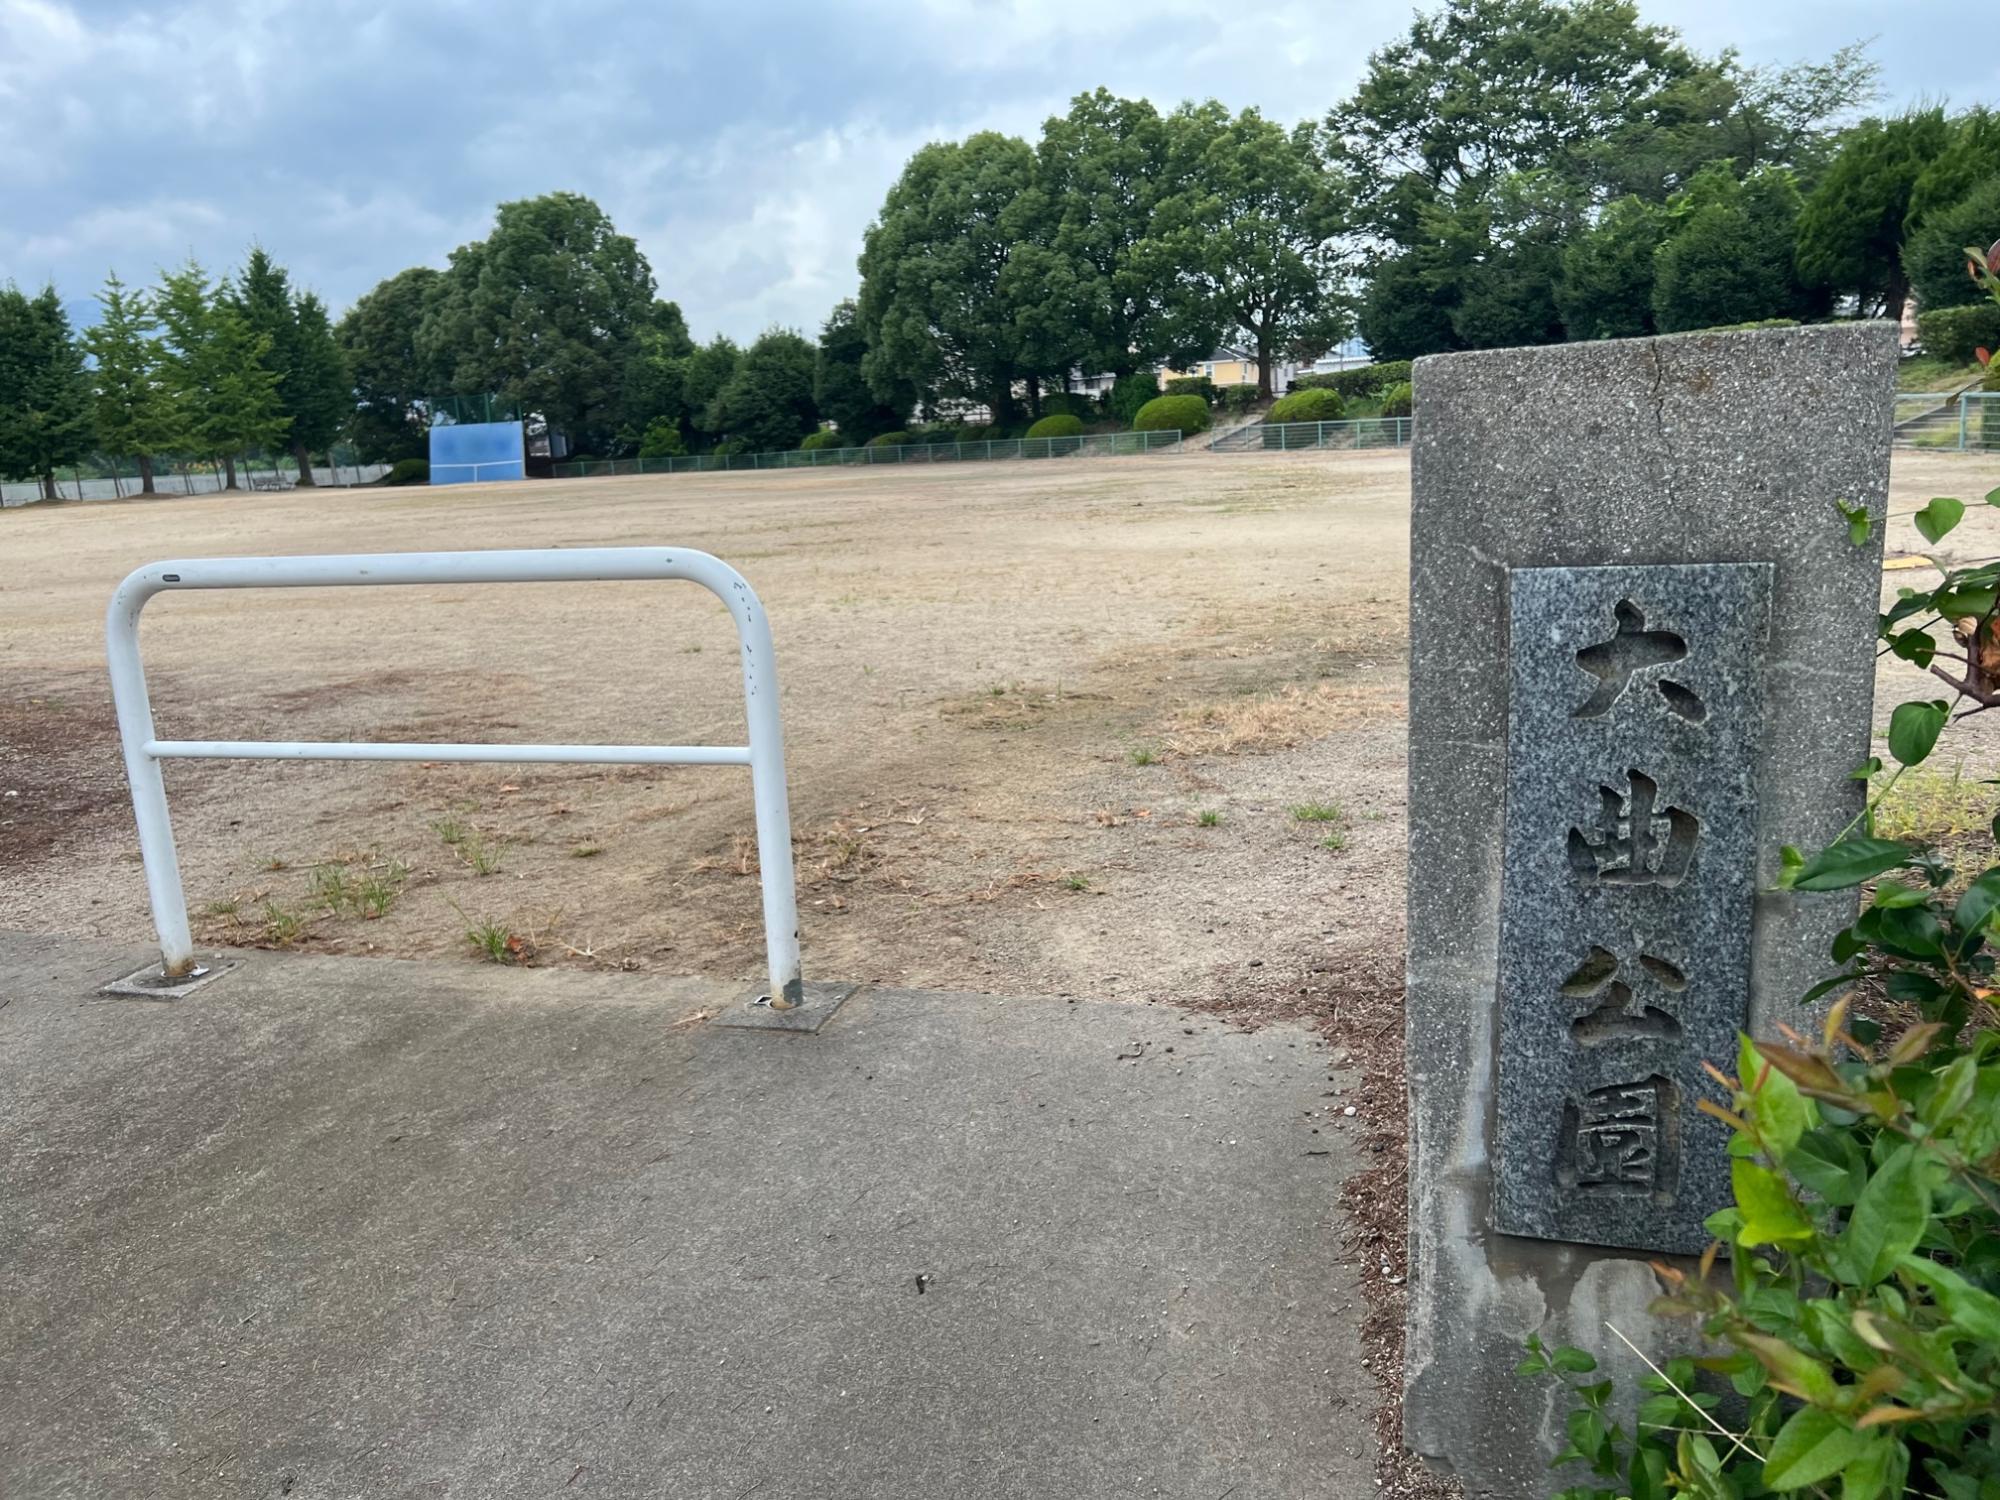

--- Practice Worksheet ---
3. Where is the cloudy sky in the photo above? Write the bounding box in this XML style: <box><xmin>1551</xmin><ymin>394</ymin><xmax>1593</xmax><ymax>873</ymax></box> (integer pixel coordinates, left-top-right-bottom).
<box><xmin>0</xmin><ymin>0</ymin><xmax>1989</xmax><ymax>341</ymax></box>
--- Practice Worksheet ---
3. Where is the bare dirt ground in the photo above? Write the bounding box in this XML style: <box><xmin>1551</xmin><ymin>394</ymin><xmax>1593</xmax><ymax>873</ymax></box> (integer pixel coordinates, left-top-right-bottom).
<box><xmin>7</xmin><ymin>444</ymin><xmax>2000</xmax><ymax>1496</ymax></box>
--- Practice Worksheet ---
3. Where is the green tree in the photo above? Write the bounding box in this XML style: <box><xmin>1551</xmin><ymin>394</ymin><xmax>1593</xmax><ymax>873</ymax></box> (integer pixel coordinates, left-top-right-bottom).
<box><xmin>81</xmin><ymin>272</ymin><xmax>178</xmax><ymax>495</ymax></box>
<box><xmin>284</xmin><ymin>293</ymin><xmax>350</xmax><ymax>483</ymax></box>
<box><xmin>1326</xmin><ymin>0</ymin><xmax>1719</xmax><ymax>238</ymax></box>
<box><xmin>335</xmin><ymin>266</ymin><xmax>442</xmax><ymax>463</ymax></box>
<box><xmin>704</xmin><ymin>329</ymin><xmax>820</xmax><ymax>453</ymax></box>
<box><xmin>1357</xmin><ymin>249</ymin><xmax>1460</xmax><ymax>362</ymax></box>
<box><xmin>1151</xmin><ymin>105</ymin><xmax>1349</xmax><ymax>397</ymax></box>
<box><xmin>1036</xmin><ymin>89</ymin><xmax>1210</xmax><ymax>379</ymax></box>
<box><xmin>636</xmin><ymin>416</ymin><xmax>686</xmax><ymax>460</ymax></box>
<box><xmin>0</xmin><ymin>285</ymin><xmax>93</xmax><ymax>502</ymax></box>
<box><xmin>1653</xmin><ymin>164</ymin><xmax>1814</xmax><ymax>332</ymax></box>
<box><xmin>156</xmin><ymin>260</ymin><xmax>288</xmax><ymax>489</ymax></box>
<box><xmin>420</xmin><ymin>192</ymin><xmax>655</xmax><ymax>450</ymax></box>
<box><xmin>1558</xmin><ymin>195</ymin><xmax>1665</xmax><ymax>340</ymax></box>
<box><xmin>813</xmin><ymin>299</ymin><xmax>906</xmax><ymax>443</ymax></box>
<box><xmin>1907</xmin><ymin>107</ymin><xmax>2000</xmax><ymax>232</ymax></box>
<box><xmin>1795</xmin><ymin>109</ymin><xmax>1952</xmax><ymax>322</ymax></box>
<box><xmin>680</xmin><ymin>336</ymin><xmax>741</xmax><ymax>449</ymax></box>
<box><xmin>1427</xmin><ymin>170</ymin><xmax>1584</xmax><ymax>350</ymax></box>
<box><xmin>857</xmin><ymin>131</ymin><xmax>1042</xmax><ymax>424</ymax></box>
<box><xmin>1904</xmin><ymin>177</ymin><xmax>2000</xmax><ymax>315</ymax></box>
<box><xmin>230</xmin><ymin>249</ymin><xmax>350</xmax><ymax>484</ymax></box>
<box><xmin>615</xmin><ymin>300</ymin><xmax>696</xmax><ymax>448</ymax></box>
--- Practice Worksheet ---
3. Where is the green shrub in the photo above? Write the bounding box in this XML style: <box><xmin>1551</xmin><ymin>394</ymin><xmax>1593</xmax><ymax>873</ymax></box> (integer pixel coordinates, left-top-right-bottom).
<box><xmin>710</xmin><ymin>439</ymin><xmax>746</xmax><ymax>458</ymax></box>
<box><xmin>1378</xmin><ymin>381</ymin><xmax>1413</xmax><ymax>418</ymax></box>
<box><xmin>1131</xmin><ymin>394</ymin><xmax>1210</xmax><ymax>435</ymax></box>
<box><xmin>1267</xmin><ymin>387</ymin><xmax>1345</xmax><ymax>424</ymax></box>
<box><xmin>1219</xmin><ymin>383</ymin><xmax>1260</xmax><ymax>414</ymax></box>
<box><xmin>1918</xmin><ymin>302</ymin><xmax>2000</xmax><ymax>363</ymax></box>
<box><xmin>866</xmin><ymin>430</ymin><xmax>913</xmax><ymax>448</ymax></box>
<box><xmin>800</xmin><ymin>428</ymin><xmax>843</xmax><ymax>451</ymax></box>
<box><xmin>1904</xmin><ymin>178</ymin><xmax>2000</xmax><ymax>313</ymax></box>
<box><xmin>1164</xmin><ymin>375</ymin><xmax>1218</xmax><ymax>402</ymax></box>
<box><xmin>1026</xmin><ymin>413</ymin><xmax>1086</xmax><ymax>439</ymax></box>
<box><xmin>1289</xmin><ymin>360</ymin><xmax>1413</xmax><ymax>400</ymax></box>
<box><xmin>1696</xmin><ymin>317</ymin><xmax>1801</xmax><ymax>333</ymax></box>
<box><xmin>381</xmin><ymin>458</ymin><xmax>429</xmax><ymax>485</ymax></box>
<box><xmin>1109</xmin><ymin>371</ymin><xmax>1160</xmax><ymax>425</ymax></box>
<box><xmin>638</xmin><ymin>417</ymin><xmax>686</xmax><ymax>459</ymax></box>
<box><xmin>1037</xmin><ymin>392</ymin><xmax>1091</xmax><ymax>421</ymax></box>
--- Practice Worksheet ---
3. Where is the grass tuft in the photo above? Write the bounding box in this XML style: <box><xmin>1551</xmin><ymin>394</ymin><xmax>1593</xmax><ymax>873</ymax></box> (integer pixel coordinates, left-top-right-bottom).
<box><xmin>1196</xmin><ymin>808</ymin><xmax>1222</xmax><ymax>828</ymax></box>
<box><xmin>1290</xmin><ymin>800</ymin><xmax>1344</xmax><ymax>823</ymax></box>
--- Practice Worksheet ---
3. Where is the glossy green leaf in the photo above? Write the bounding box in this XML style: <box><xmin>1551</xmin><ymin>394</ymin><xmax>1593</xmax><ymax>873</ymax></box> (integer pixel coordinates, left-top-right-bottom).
<box><xmin>1837</xmin><ymin>500</ymin><xmax>1873</xmax><ymax>547</ymax></box>
<box><xmin>1915</xmin><ymin>497</ymin><xmax>1966</xmax><ymax>545</ymax></box>
<box><xmin>1733</xmin><ymin>1159</ymin><xmax>1814</xmax><ymax>1246</ymax></box>
<box><xmin>1887</xmin><ymin>699</ymin><xmax>1949</xmax><ymax>768</ymax></box>
<box><xmin>1836</xmin><ymin>1144</ymin><xmax>1928</xmax><ymax>1286</ymax></box>
<box><xmin>1763</xmin><ymin>1406</ymin><xmax>1873</xmax><ymax>1489</ymax></box>
<box><xmin>1953</xmin><ymin>870</ymin><xmax>2000</xmax><ymax>954</ymax></box>
<box><xmin>1789</xmin><ymin>1129</ymin><xmax>1864</xmax><ymax>1207</ymax></box>
<box><xmin>1791</xmin><ymin>838</ymin><xmax>1915</xmax><ymax>892</ymax></box>
<box><xmin>1900</xmin><ymin>1254</ymin><xmax>2000</xmax><ymax>1341</ymax></box>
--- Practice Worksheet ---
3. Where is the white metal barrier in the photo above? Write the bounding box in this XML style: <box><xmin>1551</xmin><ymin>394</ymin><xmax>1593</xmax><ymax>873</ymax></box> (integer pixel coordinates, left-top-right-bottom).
<box><xmin>106</xmin><ymin>547</ymin><xmax>805</xmax><ymax>1006</ymax></box>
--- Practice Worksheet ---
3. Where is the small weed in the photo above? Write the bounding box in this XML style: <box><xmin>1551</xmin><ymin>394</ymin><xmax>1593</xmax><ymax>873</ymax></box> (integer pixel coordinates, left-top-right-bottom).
<box><xmin>465</xmin><ymin>919</ymin><xmax>515</xmax><ymax>963</ymax></box>
<box><xmin>201</xmin><ymin>896</ymin><xmax>240</xmax><ymax>918</ymax></box>
<box><xmin>569</xmin><ymin>842</ymin><xmax>604</xmax><ymax>859</ymax></box>
<box><xmin>261</xmin><ymin>899</ymin><xmax>307</xmax><ymax>944</ymax></box>
<box><xmin>1873</xmin><ymin>764</ymin><xmax>1993</xmax><ymax>842</ymax></box>
<box><xmin>1291</xmin><ymin>800</ymin><xmax>1344</xmax><ymax>823</ymax></box>
<box><xmin>1320</xmin><ymin>832</ymin><xmax>1347</xmax><ymax>852</ymax></box>
<box><xmin>307</xmin><ymin>863</ymin><xmax>352</xmax><ymax>911</ymax></box>
<box><xmin>431</xmin><ymin>814</ymin><xmax>468</xmax><ymax>847</ymax></box>
<box><xmin>461</xmin><ymin>832</ymin><xmax>504</xmax><ymax>877</ymax></box>
<box><xmin>1128</xmin><ymin>744</ymin><xmax>1161</xmax><ymax>767</ymax></box>
<box><xmin>261</xmin><ymin>854</ymin><xmax>288</xmax><ymax>872</ymax></box>
<box><xmin>1062</xmin><ymin>873</ymin><xmax>1091</xmax><ymax>892</ymax></box>
<box><xmin>683</xmin><ymin>643</ymin><xmax>702</xmax><ymax>654</ymax></box>
<box><xmin>989</xmin><ymin>683</ymin><xmax>1008</xmax><ymax>697</ymax></box>
<box><xmin>1196</xmin><ymin>809</ymin><xmax>1222</xmax><ymax>828</ymax></box>
<box><xmin>352</xmin><ymin>860</ymin><xmax>408</xmax><ymax>919</ymax></box>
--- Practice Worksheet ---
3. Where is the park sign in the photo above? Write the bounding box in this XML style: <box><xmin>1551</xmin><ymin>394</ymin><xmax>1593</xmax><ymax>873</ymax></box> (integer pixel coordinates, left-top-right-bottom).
<box><xmin>1402</xmin><ymin>323</ymin><xmax>1895</xmax><ymax>1496</ymax></box>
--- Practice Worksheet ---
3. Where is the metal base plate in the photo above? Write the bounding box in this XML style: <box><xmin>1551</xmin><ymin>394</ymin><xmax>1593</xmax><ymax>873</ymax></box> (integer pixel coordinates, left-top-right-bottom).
<box><xmin>99</xmin><ymin>959</ymin><xmax>238</xmax><ymax>1001</ymax></box>
<box><xmin>713</xmin><ymin>981</ymin><xmax>860</xmax><ymax>1034</ymax></box>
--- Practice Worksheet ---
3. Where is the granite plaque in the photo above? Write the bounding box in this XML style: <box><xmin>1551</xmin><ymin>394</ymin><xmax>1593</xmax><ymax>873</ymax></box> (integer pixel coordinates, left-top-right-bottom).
<box><xmin>1495</xmin><ymin>563</ymin><xmax>1771</xmax><ymax>1253</ymax></box>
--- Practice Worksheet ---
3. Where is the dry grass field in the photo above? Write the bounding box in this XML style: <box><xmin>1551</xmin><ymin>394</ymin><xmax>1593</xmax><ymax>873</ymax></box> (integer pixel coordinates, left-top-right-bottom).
<box><xmin>8</xmin><ymin>446</ymin><xmax>2000</xmax><ymax>1010</ymax></box>
<box><xmin>0</xmin><ymin>450</ymin><xmax>1414</xmax><ymax>1015</ymax></box>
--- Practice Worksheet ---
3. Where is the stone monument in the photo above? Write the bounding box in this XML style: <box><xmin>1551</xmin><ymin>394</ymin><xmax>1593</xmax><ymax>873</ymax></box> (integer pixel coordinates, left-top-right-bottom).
<box><xmin>1403</xmin><ymin>323</ymin><xmax>1895</xmax><ymax>1496</ymax></box>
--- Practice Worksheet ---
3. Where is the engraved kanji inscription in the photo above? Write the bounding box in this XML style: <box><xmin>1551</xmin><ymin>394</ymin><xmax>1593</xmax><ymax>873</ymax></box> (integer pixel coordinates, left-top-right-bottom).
<box><xmin>1497</xmin><ymin>563</ymin><xmax>1769</xmax><ymax>1253</ymax></box>
<box><xmin>1560</xmin><ymin>946</ymin><xmax>1686</xmax><ymax>1043</ymax></box>
<box><xmin>1557</xmin><ymin>1078</ymin><xmax>1676</xmax><ymax>1196</ymax></box>
<box><xmin>1573</xmin><ymin>600</ymin><xmax>1707</xmax><ymax>723</ymax></box>
<box><xmin>1566</xmin><ymin>770</ymin><xmax>1699</xmax><ymax>887</ymax></box>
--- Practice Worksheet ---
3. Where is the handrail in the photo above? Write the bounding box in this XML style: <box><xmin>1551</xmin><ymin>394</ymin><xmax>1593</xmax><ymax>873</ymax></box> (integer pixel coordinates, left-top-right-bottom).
<box><xmin>105</xmin><ymin>547</ymin><xmax>805</xmax><ymax>1006</ymax></box>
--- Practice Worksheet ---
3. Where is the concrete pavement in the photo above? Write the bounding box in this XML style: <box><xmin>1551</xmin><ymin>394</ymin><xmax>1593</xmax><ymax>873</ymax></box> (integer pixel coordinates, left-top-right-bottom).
<box><xmin>0</xmin><ymin>931</ymin><xmax>1372</xmax><ymax>1499</ymax></box>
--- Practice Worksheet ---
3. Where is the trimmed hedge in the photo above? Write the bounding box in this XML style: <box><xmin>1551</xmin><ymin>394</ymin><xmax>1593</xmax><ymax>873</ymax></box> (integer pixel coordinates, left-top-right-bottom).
<box><xmin>1378</xmin><ymin>381</ymin><xmax>1413</xmax><ymax>419</ymax></box>
<box><xmin>1918</xmin><ymin>303</ymin><xmax>2000</xmax><ymax>363</ymax></box>
<box><xmin>1164</xmin><ymin>375</ymin><xmax>1218</xmax><ymax>402</ymax></box>
<box><xmin>1109</xmin><ymin>371</ymin><xmax>1160</xmax><ymax>425</ymax></box>
<box><xmin>1695</xmin><ymin>317</ymin><xmax>1800</xmax><ymax>333</ymax></box>
<box><xmin>1218</xmin><ymin>383</ymin><xmax>1260</xmax><ymax>414</ymax></box>
<box><xmin>866</xmin><ymin>430</ymin><xmax>914</xmax><ymax>448</ymax></box>
<box><xmin>800</xmin><ymin>428</ymin><xmax>842</xmax><ymax>450</ymax></box>
<box><xmin>1267</xmin><ymin>388</ymin><xmax>1345</xmax><ymax>424</ymax></box>
<box><xmin>1025</xmin><ymin>413</ymin><xmax>1086</xmax><ymax>439</ymax></box>
<box><xmin>1289</xmin><ymin>360</ymin><xmax>1413</xmax><ymax>400</ymax></box>
<box><xmin>1131</xmin><ymin>394</ymin><xmax>1211</xmax><ymax>435</ymax></box>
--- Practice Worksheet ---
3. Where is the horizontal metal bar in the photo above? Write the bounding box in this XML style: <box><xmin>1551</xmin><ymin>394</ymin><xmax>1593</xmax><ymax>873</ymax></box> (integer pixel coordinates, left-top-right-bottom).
<box><xmin>146</xmin><ymin>740</ymin><xmax>753</xmax><ymax>766</ymax></box>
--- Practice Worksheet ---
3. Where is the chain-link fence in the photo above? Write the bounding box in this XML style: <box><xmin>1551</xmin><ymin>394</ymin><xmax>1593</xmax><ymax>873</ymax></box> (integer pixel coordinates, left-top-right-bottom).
<box><xmin>1208</xmin><ymin>417</ymin><xmax>1413</xmax><ymax>453</ymax></box>
<box><xmin>1</xmin><ymin>453</ymin><xmax>390</xmax><ymax>507</ymax></box>
<box><xmin>551</xmin><ymin>428</ymin><xmax>1183</xmax><ymax>478</ymax></box>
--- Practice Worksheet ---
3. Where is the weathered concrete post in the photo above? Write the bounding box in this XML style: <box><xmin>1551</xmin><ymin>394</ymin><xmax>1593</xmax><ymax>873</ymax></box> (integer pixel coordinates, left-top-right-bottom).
<box><xmin>1403</xmin><ymin>324</ymin><xmax>1896</xmax><ymax>1496</ymax></box>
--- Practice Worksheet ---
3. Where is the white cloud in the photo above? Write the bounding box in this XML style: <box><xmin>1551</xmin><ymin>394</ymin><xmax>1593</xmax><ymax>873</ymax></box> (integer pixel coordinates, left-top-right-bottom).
<box><xmin>0</xmin><ymin>0</ymin><xmax>1975</xmax><ymax>339</ymax></box>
